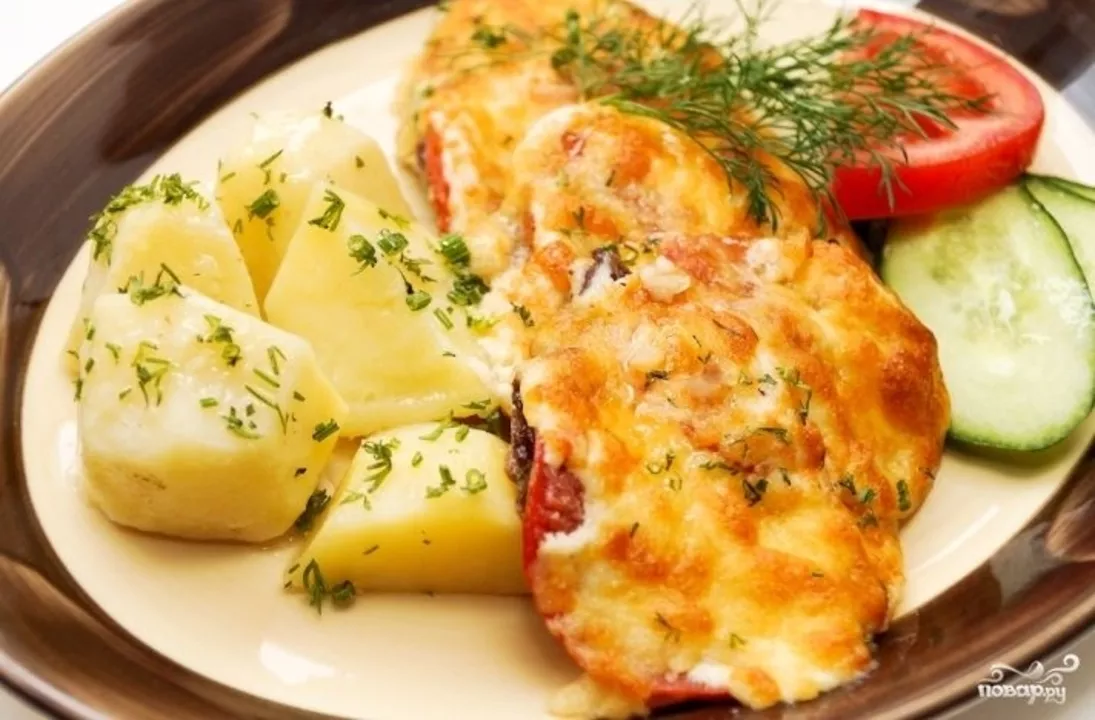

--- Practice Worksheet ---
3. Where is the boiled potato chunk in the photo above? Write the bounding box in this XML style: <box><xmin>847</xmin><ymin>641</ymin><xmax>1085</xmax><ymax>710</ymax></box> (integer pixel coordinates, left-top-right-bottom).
<box><xmin>289</xmin><ymin>424</ymin><xmax>525</xmax><ymax>595</ymax></box>
<box><xmin>264</xmin><ymin>184</ymin><xmax>493</xmax><ymax>437</ymax></box>
<box><xmin>66</xmin><ymin>174</ymin><xmax>259</xmax><ymax>373</ymax></box>
<box><xmin>217</xmin><ymin>112</ymin><xmax>411</xmax><ymax>301</ymax></box>
<box><xmin>78</xmin><ymin>290</ymin><xmax>347</xmax><ymax>542</ymax></box>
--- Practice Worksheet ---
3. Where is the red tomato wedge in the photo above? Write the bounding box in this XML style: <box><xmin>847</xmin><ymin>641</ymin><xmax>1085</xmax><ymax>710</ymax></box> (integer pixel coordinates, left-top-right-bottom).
<box><xmin>522</xmin><ymin>440</ymin><xmax>731</xmax><ymax>707</ymax></box>
<box><xmin>832</xmin><ymin>10</ymin><xmax>1045</xmax><ymax>220</ymax></box>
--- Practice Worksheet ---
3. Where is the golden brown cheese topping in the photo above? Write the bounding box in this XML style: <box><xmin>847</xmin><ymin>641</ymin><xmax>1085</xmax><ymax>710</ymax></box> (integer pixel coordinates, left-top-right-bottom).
<box><xmin>470</xmin><ymin>102</ymin><xmax>860</xmax><ymax>405</ymax></box>
<box><xmin>519</xmin><ymin>231</ymin><xmax>947</xmax><ymax>709</ymax></box>
<box><xmin>397</xmin><ymin>0</ymin><xmax>860</xmax><ymax>271</ymax></box>
<box><xmin>398</xmin><ymin>1</ymin><xmax>949</xmax><ymax>715</ymax></box>
<box><xmin>396</xmin><ymin>0</ymin><xmax>594</xmax><ymax>235</ymax></box>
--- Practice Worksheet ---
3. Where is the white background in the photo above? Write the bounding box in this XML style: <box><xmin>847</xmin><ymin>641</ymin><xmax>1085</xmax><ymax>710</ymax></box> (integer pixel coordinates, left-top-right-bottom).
<box><xmin>1</xmin><ymin>1</ymin><xmax>1094</xmax><ymax>719</ymax></box>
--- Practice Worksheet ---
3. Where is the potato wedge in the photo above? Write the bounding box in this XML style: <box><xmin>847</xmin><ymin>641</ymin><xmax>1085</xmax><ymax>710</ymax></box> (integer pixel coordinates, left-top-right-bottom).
<box><xmin>216</xmin><ymin>112</ymin><xmax>411</xmax><ymax>301</ymax></box>
<box><xmin>264</xmin><ymin>184</ymin><xmax>494</xmax><ymax>436</ymax></box>
<box><xmin>288</xmin><ymin>423</ymin><xmax>525</xmax><ymax>596</ymax></box>
<box><xmin>78</xmin><ymin>288</ymin><xmax>346</xmax><ymax>542</ymax></box>
<box><xmin>66</xmin><ymin>174</ymin><xmax>259</xmax><ymax>373</ymax></box>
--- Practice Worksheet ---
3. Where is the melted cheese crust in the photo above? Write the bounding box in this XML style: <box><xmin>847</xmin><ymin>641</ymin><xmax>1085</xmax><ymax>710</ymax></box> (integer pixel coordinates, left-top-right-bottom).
<box><xmin>468</xmin><ymin>102</ymin><xmax>861</xmax><ymax>412</ymax></box>
<box><xmin>521</xmin><ymin>232</ymin><xmax>948</xmax><ymax>709</ymax></box>
<box><xmin>398</xmin><ymin>1</ymin><xmax>949</xmax><ymax>714</ymax></box>
<box><xmin>396</xmin><ymin>0</ymin><xmax>859</xmax><ymax>276</ymax></box>
<box><xmin>396</xmin><ymin>0</ymin><xmax>592</xmax><ymax>239</ymax></box>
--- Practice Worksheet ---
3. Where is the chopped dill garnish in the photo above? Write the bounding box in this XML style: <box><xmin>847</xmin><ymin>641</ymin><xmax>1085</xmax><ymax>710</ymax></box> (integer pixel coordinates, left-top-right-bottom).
<box><xmin>377</xmin><ymin>229</ymin><xmax>409</xmax><ymax>256</ymax></box>
<box><xmin>837</xmin><ymin>473</ymin><xmax>857</xmax><ymax>494</ymax></box>
<box><xmin>341</xmin><ymin>490</ymin><xmax>371</xmax><ymax>510</ymax></box>
<box><xmin>420</xmin><ymin>417</ymin><xmax>457</xmax><ymax>441</ymax></box>
<box><xmin>472</xmin><ymin>23</ymin><xmax>509</xmax><ymax>50</ymax></box>
<box><xmin>247</xmin><ymin>188</ymin><xmax>280</xmax><ymax>219</ymax></box>
<box><xmin>348</xmin><ymin>234</ymin><xmax>378</xmax><ymax>272</ymax></box>
<box><xmin>462</xmin><ymin>469</ymin><xmax>488</xmax><ymax>494</ymax></box>
<box><xmin>132</xmin><ymin>341</ymin><xmax>171</xmax><ymax>406</ymax></box>
<box><xmin>755</xmin><ymin>426</ymin><xmax>790</xmax><ymax>444</ymax></box>
<box><xmin>294</xmin><ymin>489</ymin><xmax>330</xmax><ymax>532</ymax></box>
<box><xmin>438</xmin><ymin>233</ymin><xmax>471</xmax><ymax>268</ymax></box>
<box><xmin>301</xmin><ymin>559</ymin><xmax>355</xmax><ymax>614</ymax></box>
<box><xmin>406</xmin><ymin>290</ymin><xmax>432</xmax><ymax>311</ymax></box>
<box><xmin>448</xmin><ymin>273</ymin><xmax>488</xmax><ymax>307</ymax></box>
<box><xmin>258</xmin><ymin>149</ymin><xmax>283</xmax><ymax>170</ymax></box>
<box><xmin>244</xmin><ymin>384</ymin><xmax>288</xmax><ymax>433</ymax></box>
<box><xmin>122</xmin><ymin>264</ymin><xmax>183</xmax><ymax>306</ymax></box>
<box><xmin>743</xmin><ymin>477</ymin><xmax>768</xmax><ymax>506</ymax></box>
<box><xmin>378</xmin><ymin>207</ymin><xmax>411</xmax><ymax>229</ymax></box>
<box><xmin>512</xmin><ymin>304</ymin><xmax>534</xmax><ymax>327</ymax></box>
<box><xmin>654</xmin><ymin>612</ymin><xmax>681</xmax><ymax>643</ymax></box>
<box><xmin>312</xmin><ymin>418</ymin><xmax>340</xmax><ymax>442</ymax></box>
<box><xmin>644</xmin><ymin>369</ymin><xmax>669</xmax><ymax>389</ymax></box>
<box><xmin>645</xmin><ymin>450</ymin><xmax>675</xmax><ymax>475</ymax></box>
<box><xmin>308</xmin><ymin>189</ymin><xmax>346</xmax><ymax>231</ymax></box>
<box><xmin>253</xmin><ymin>368</ymin><xmax>280</xmax><ymax>388</ymax></box>
<box><xmin>268</xmin><ymin>346</ymin><xmax>285</xmax><ymax>376</ymax></box>
<box><xmin>426</xmin><ymin>465</ymin><xmax>457</xmax><ymax>498</ymax></box>
<box><xmin>433</xmin><ymin>307</ymin><xmax>454</xmax><ymax>330</ymax></box>
<box><xmin>361</xmin><ymin>438</ymin><xmax>400</xmax><ymax>492</ymax></box>
<box><xmin>897</xmin><ymin>479</ymin><xmax>911</xmax><ymax>512</ymax></box>
<box><xmin>223</xmin><ymin>406</ymin><xmax>261</xmax><ymax>440</ymax></box>
<box><xmin>699</xmin><ymin>458</ymin><xmax>735</xmax><ymax>473</ymax></box>
<box><xmin>330</xmin><ymin>580</ymin><xmax>356</xmax><ymax>605</ymax></box>
<box><xmin>200</xmin><ymin>315</ymin><xmax>241</xmax><ymax>367</ymax></box>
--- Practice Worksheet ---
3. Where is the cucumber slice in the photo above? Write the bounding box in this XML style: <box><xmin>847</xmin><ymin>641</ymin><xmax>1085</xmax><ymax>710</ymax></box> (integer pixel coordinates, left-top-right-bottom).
<box><xmin>1045</xmin><ymin>175</ymin><xmax>1095</xmax><ymax>202</ymax></box>
<box><xmin>1026</xmin><ymin>176</ymin><xmax>1095</xmax><ymax>294</ymax></box>
<box><xmin>881</xmin><ymin>185</ymin><xmax>1095</xmax><ymax>451</ymax></box>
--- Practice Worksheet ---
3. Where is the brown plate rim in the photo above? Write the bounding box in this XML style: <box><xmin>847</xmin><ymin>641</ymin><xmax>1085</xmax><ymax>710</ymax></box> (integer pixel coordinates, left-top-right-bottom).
<box><xmin>1</xmin><ymin>1</ymin><xmax>1094</xmax><ymax>719</ymax></box>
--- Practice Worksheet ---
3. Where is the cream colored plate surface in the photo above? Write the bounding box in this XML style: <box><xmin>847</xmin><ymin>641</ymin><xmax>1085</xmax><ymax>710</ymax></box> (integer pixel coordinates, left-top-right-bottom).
<box><xmin>20</xmin><ymin>1</ymin><xmax>1095</xmax><ymax>718</ymax></box>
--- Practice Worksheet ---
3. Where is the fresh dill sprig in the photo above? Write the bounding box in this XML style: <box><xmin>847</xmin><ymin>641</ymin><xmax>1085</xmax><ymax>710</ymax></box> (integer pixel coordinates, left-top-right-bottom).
<box><xmin>459</xmin><ymin>3</ymin><xmax>990</xmax><ymax>230</ymax></box>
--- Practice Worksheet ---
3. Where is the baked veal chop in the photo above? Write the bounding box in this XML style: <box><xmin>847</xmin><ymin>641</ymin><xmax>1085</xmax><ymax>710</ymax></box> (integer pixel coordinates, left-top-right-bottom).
<box><xmin>484</xmin><ymin>107</ymin><xmax>947</xmax><ymax>715</ymax></box>
<box><xmin>396</xmin><ymin>0</ymin><xmax>859</xmax><ymax>280</ymax></box>
<box><xmin>519</xmin><ymin>229</ymin><xmax>947</xmax><ymax>713</ymax></box>
<box><xmin>397</xmin><ymin>0</ymin><xmax>949</xmax><ymax>716</ymax></box>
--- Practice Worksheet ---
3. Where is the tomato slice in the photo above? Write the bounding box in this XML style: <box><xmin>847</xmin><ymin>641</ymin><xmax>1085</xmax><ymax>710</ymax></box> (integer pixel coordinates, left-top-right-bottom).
<box><xmin>421</xmin><ymin>124</ymin><xmax>453</xmax><ymax>232</ymax></box>
<box><xmin>522</xmin><ymin>440</ymin><xmax>732</xmax><ymax>709</ymax></box>
<box><xmin>832</xmin><ymin>10</ymin><xmax>1044</xmax><ymax>220</ymax></box>
<box><xmin>521</xmin><ymin>440</ymin><xmax>583</xmax><ymax>575</ymax></box>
